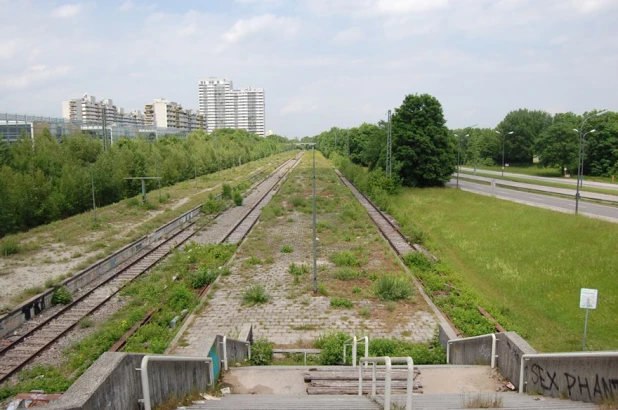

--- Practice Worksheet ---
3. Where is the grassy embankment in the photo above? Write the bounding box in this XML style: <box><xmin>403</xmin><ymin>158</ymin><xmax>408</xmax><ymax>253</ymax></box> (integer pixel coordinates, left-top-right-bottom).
<box><xmin>469</xmin><ymin>163</ymin><xmax>615</xmax><ymax>184</ymax></box>
<box><xmin>389</xmin><ymin>187</ymin><xmax>618</xmax><ymax>352</ymax></box>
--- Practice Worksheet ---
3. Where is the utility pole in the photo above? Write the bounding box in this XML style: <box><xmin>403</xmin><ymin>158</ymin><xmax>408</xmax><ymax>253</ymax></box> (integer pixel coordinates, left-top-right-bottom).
<box><xmin>312</xmin><ymin>145</ymin><xmax>318</xmax><ymax>294</ymax></box>
<box><xmin>101</xmin><ymin>106</ymin><xmax>107</xmax><ymax>151</ymax></box>
<box><xmin>386</xmin><ymin>110</ymin><xmax>392</xmax><ymax>178</ymax></box>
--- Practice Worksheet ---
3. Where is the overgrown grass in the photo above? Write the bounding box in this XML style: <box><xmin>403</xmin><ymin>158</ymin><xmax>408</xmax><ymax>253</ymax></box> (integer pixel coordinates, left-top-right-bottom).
<box><xmin>0</xmin><ymin>243</ymin><xmax>236</xmax><ymax>400</ymax></box>
<box><xmin>329</xmin><ymin>251</ymin><xmax>361</xmax><ymax>267</ymax></box>
<box><xmin>330</xmin><ymin>297</ymin><xmax>353</xmax><ymax>308</ymax></box>
<box><xmin>333</xmin><ymin>268</ymin><xmax>362</xmax><ymax>281</ymax></box>
<box><xmin>392</xmin><ymin>187</ymin><xmax>618</xmax><ymax>351</ymax></box>
<box><xmin>242</xmin><ymin>284</ymin><xmax>270</xmax><ymax>305</ymax></box>
<box><xmin>281</xmin><ymin>244</ymin><xmax>293</xmax><ymax>253</ymax></box>
<box><xmin>249</xmin><ymin>338</ymin><xmax>273</xmax><ymax>365</ymax></box>
<box><xmin>288</xmin><ymin>262</ymin><xmax>308</xmax><ymax>276</ymax></box>
<box><xmin>374</xmin><ymin>274</ymin><xmax>413</xmax><ymax>301</ymax></box>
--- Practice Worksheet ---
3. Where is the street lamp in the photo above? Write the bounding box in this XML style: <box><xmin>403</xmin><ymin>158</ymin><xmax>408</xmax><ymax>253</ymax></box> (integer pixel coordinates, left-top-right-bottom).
<box><xmin>573</xmin><ymin>111</ymin><xmax>608</xmax><ymax>214</ymax></box>
<box><xmin>495</xmin><ymin>130</ymin><xmax>514</xmax><ymax>177</ymax></box>
<box><xmin>454</xmin><ymin>133</ymin><xmax>469</xmax><ymax>188</ymax></box>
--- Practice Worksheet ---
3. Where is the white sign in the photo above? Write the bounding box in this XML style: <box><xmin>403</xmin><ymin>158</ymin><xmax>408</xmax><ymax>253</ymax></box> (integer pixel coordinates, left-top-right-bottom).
<box><xmin>580</xmin><ymin>288</ymin><xmax>598</xmax><ymax>309</ymax></box>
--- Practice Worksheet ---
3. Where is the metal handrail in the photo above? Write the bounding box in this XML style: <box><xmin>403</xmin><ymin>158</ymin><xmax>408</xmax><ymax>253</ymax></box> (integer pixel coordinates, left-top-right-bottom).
<box><xmin>344</xmin><ymin>335</ymin><xmax>369</xmax><ymax>367</ymax></box>
<box><xmin>519</xmin><ymin>351</ymin><xmax>618</xmax><ymax>393</ymax></box>
<box><xmin>359</xmin><ymin>356</ymin><xmax>414</xmax><ymax>410</ymax></box>
<box><xmin>138</xmin><ymin>355</ymin><xmax>213</xmax><ymax>410</ymax></box>
<box><xmin>220</xmin><ymin>335</ymin><xmax>251</xmax><ymax>371</ymax></box>
<box><xmin>447</xmin><ymin>333</ymin><xmax>498</xmax><ymax>368</ymax></box>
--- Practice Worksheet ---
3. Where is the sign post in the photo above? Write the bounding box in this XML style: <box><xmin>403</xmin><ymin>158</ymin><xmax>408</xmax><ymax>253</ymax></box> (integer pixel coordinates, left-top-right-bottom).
<box><xmin>579</xmin><ymin>288</ymin><xmax>598</xmax><ymax>351</ymax></box>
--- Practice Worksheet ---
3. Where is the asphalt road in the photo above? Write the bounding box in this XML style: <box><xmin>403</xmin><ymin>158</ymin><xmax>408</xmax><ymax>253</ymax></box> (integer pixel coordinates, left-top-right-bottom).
<box><xmin>448</xmin><ymin>179</ymin><xmax>618</xmax><ymax>223</ymax></box>
<box><xmin>459</xmin><ymin>167</ymin><xmax>618</xmax><ymax>191</ymax></box>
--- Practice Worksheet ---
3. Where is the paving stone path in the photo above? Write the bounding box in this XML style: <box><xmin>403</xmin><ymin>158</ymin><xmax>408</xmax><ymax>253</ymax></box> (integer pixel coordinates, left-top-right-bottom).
<box><xmin>173</xmin><ymin>154</ymin><xmax>437</xmax><ymax>355</ymax></box>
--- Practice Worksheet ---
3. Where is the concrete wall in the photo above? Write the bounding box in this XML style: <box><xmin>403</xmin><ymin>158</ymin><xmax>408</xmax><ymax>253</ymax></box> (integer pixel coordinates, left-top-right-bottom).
<box><xmin>0</xmin><ymin>205</ymin><xmax>201</xmax><ymax>338</ymax></box>
<box><xmin>47</xmin><ymin>352</ymin><xmax>213</xmax><ymax>410</ymax></box>
<box><xmin>448</xmin><ymin>334</ymin><xmax>494</xmax><ymax>366</ymax></box>
<box><xmin>496</xmin><ymin>332</ymin><xmax>536</xmax><ymax>387</ymax></box>
<box><xmin>522</xmin><ymin>355</ymin><xmax>618</xmax><ymax>403</ymax></box>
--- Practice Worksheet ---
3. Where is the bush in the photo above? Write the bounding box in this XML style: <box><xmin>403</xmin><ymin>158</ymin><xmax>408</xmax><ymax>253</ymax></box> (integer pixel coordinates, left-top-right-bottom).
<box><xmin>368</xmin><ymin>336</ymin><xmax>446</xmax><ymax>365</ymax></box>
<box><xmin>189</xmin><ymin>267</ymin><xmax>218</xmax><ymax>289</ymax></box>
<box><xmin>242</xmin><ymin>284</ymin><xmax>270</xmax><ymax>305</ymax></box>
<box><xmin>202</xmin><ymin>197</ymin><xmax>227</xmax><ymax>215</ymax></box>
<box><xmin>330</xmin><ymin>251</ymin><xmax>360</xmax><ymax>267</ymax></box>
<box><xmin>291</xmin><ymin>196</ymin><xmax>306</xmax><ymax>207</ymax></box>
<box><xmin>330</xmin><ymin>297</ymin><xmax>353</xmax><ymax>308</ymax></box>
<box><xmin>78</xmin><ymin>317</ymin><xmax>94</xmax><ymax>328</ymax></box>
<box><xmin>333</xmin><ymin>268</ymin><xmax>361</xmax><ymax>281</ymax></box>
<box><xmin>250</xmin><ymin>338</ymin><xmax>273</xmax><ymax>365</ymax></box>
<box><xmin>374</xmin><ymin>274</ymin><xmax>413</xmax><ymax>301</ymax></box>
<box><xmin>233</xmin><ymin>191</ymin><xmax>243</xmax><ymax>206</ymax></box>
<box><xmin>281</xmin><ymin>244</ymin><xmax>293</xmax><ymax>253</ymax></box>
<box><xmin>0</xmin><ymin>237</ymin><xmax>20</xmax><ymax>256</ymax></box>
<box><xmin>222</xmin><ymin>183</ymin><xmax>233</xmax><ymax>200</ymax></box>
<box><xmin>313</xmin><ymin>331</ymin><xmax>349</xmax><ymax>365</ymax></box>
<box><xmin>51</xmin><ymin>286</ymin><xmax>73</xmax><ymax>305</ymax></box>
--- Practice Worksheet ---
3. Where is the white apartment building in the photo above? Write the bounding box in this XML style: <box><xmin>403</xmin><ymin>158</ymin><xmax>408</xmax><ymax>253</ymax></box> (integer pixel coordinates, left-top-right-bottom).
<box><xmin>62</xmin><ymin>94</ymin><xmax>145</xmax><ymax>126</ymax></box>
<box><xmin>144</xmin><ymin>98</ymin><xmax>205</xmax><ymax>131</ymax></box>
<box><xmin>198</xmin><ymin>78</ymin><xmax>265</xmax><ymax>136</ymax></box>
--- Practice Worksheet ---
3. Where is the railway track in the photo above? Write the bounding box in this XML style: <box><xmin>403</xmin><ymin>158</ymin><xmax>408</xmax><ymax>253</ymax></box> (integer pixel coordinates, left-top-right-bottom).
<box><xmin>0</xmin><ymin>152</ymin><xmax>303</xmax><ymax>384</ymax></box>
<box><xmin>335</xmin><ymin>170</ymin><xmax>418</xmax><ymax>256</ymax></box>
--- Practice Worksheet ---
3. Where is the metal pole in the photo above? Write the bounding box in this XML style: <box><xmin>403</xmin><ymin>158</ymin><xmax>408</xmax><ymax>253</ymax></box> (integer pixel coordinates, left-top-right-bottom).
<box><xmin>194</xmin><ymin>157</ymin><xmax>197</xmax><ymax>187</ymax></box>
<box><xmin>141</xmin><ymin>179</ymin><xmax>146</xmax><ymax>203</ymax></box>
<box><xmin>90</xmin><ymin>166</ymin><xmax>97</xmax><ymax>223</ymax></box>
<box><xmin>582</xmin><ymin>308</ymin><xmax>589</xmax><ymax>351</ymax></box>
<box><xmin>156</xmin><ymin>164</ymin><xmax>161</xmax><ymax>202</ymax></box>
<box><xmin>312</xmin><ymin>146</ymin><xmax>317</xmax><ymax>294</ymax></box>
<box><xmin>502</xmin><ymin>133</ymin><xmax>506</xmax><ymax>178</ymax></box>
<box><xmin>457</xmin><ymin>134</ymin><xmax>460</xmax><ymax>188</ymax></box>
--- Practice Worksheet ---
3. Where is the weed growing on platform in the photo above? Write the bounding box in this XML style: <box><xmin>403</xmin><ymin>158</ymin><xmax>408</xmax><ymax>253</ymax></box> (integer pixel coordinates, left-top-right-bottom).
<box><xmin>51</xmin><ymin>286</ymin><xmax>73</xmax><ymax>305</ymax></box>
<box><xmin>281</xmin><ymin>244</ymin><xmax>293</xmax><ymax>253</ymax></box>
<box><xmin>288</xmin><ymin>262</ymin><xmax>308</xmax><ymax>276</ymax></box>
<box><xmin>462</xmin><ymin>393</ymin><xmax>503</xmax><ymax>408</ymax></box>
<box><xmin>333</xmin><ymin>268</ymin><xmax>362</xmax><ymax>281</ymax></box>
<box><xmin>329</xmin><ymin>251</ymin><xmax>361</xmax><ymax>267</ymax></box>
<box><xmin>250</xmin><ymin>338</ymin><xmax>274</xmax><ymax>365</ymax></box>
<box><xmin>242</xmin><ymin>284</ymin><xmax>270</xmax><ymax>305</ymax></box>
<box><xmin>330</xmin><ymin>297</ymin><xmax>353</xmax><ymax>308</ymax></box>
<box><xmin>374</xmin><ymin>274</ymin><xmax>413</xmax><ymax>301</ymax></box>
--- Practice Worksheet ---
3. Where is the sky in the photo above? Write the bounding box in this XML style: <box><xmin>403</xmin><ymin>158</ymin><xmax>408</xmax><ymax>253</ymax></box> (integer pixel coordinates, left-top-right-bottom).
<box><xmin>1</xmin><ymin>0</ymin><xmax>617</xmax><ymax>139</ymax></box>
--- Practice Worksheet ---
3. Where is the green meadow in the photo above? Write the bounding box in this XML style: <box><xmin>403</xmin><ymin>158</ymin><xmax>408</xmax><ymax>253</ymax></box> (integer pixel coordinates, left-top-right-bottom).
<box><xmin>388</xmin><ymin>187</ymin><xmax>618</xmax><ymax>352</ymax></box>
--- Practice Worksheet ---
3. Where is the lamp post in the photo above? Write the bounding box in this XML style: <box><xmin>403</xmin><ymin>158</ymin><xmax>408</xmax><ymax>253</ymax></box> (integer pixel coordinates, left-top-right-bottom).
<box><xmin>573</xmin><ymin>111</ymin><xmax>607</xmax><ymax>213</ymax></box>
<box><xmin>312</xmin><ymin>144</ymin><xmax>317</xmax><ymax>294</ymax></box>
<box><xmin>495</xmin><ymin>130</ymin><xmax>514</xmax><ymax>177</ymax></box>
<box><xmin>454</xmin><ymin>133</ymin><xmax>469</xmax><ymax>188</ymax></box>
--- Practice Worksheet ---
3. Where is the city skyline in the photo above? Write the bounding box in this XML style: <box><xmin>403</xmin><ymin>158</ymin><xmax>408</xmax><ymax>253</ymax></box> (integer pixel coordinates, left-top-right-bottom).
<box><xmin>1</xmin><ymin>1</ymin><xmax>617</xmax><ymax>138</ymax></box>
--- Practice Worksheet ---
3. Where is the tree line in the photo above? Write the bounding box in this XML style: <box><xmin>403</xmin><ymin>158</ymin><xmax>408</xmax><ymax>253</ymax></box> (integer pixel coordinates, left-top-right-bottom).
<box><xmin>453</xmin><ymin>108</ymin><xmax>618</xmax><ymax>176</ymax></box>
<box><xmin>0</xmin><ymin>129</ymin><xmax>290</xmax><ymax>238</ymax></box>
<box><xmin>309</xmin><ymin>95</ymin><xmax>617</xmax><ymax>188</ymax></box>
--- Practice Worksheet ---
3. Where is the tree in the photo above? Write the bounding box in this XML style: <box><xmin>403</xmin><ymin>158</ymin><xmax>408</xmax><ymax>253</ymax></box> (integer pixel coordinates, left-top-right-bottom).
<box><xmin>535</xmin><ymin>112</ymin><xmax>580</xmax><ymax>172</ymax></box>
<box><xmin>391</xmin><ymin>94</ymin><xmax>455</xmax><ymax>187</ymax></box>
<box><xmin>0</xmin><ymin>134</ymin><xmax>9</xmax><ymax>166</ymax></box>
<box><xmin>496</xmin><ymin>109</ymin><xmax>552</xmax><ymax>164</ymax></box>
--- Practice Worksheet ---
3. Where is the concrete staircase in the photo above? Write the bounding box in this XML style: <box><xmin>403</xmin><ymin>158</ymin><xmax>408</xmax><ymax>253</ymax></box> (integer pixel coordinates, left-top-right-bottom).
<box><xmin>181</xmin><ymin>395</ymin><xmax>380</xmax><ymax>409</ymax></box>
<box><xmin>383</xmin><ymin>393</ymin><xmax>597</xmax><ymax>409</ymax></box>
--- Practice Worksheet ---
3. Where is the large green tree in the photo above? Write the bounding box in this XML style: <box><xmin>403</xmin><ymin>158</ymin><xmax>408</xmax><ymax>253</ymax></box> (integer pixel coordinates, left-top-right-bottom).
<box><xmin>392</xmin><ymin>94</ymin><xmax>455</xmax><ymax>187</ymax></box>
<box><xmin>535</xmin><ymin>112</ymin><xmax>580</xmax><ymax>172</ymax></box>
<box><xmin>496</xmin><ymin>109</ymin><xmax>552</xmax><ymax>164</ymax></box>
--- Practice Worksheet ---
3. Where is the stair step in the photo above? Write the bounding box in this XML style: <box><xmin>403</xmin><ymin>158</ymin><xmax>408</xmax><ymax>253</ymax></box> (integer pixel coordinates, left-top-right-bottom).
<box><xmin>181</xmin><ymin>395</ymin><xmax>379</xmax><ymax>409</ymax></box>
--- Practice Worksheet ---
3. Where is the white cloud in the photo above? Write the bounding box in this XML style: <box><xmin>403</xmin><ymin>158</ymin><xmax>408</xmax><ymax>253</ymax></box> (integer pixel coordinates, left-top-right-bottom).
<box><xmin>222</xmin><ymin>14</ymin><xmax>299</xmax><ymax>44</ymax></box>
<box><xmin>0</xmin><ymin>39</ymin><xmax>23</xmax><ymax>60</ymax></box>
<box><xmin>119</xmin><ymin>1</ymin><xmax>134</xmax><ymax>12</ymax></box>
<box><xmin>51</xmin><ymin>3</ymin><xmax>82</xmax><ymax>18</ymax></box>
<box><xmin>0</xmin><ymin>65</ymin><xmax>73</xmax><ymax>89</ymax></box>
<box><xmin>371</xmin><ymin>0</ymin><xmax>449</xmax><ymax>15</ymax></box>
<box><xmin>281</xmin><ymin>99</ymin><xmax>319</xmax><ymax>115</ymax></box>
<box><xmin>332</xmin><ymin>27</ymin><xmax>364</xmax><ymax>46</ymax></box>
<box><xmin>235</xmin><ymin>0</ymin><xmax>282</xmax><ymax>5</ymax></box>
<box><xmin>568</xmin><ymin>0</ymin><xmax>617</xmax><ymax>14</ymax></box>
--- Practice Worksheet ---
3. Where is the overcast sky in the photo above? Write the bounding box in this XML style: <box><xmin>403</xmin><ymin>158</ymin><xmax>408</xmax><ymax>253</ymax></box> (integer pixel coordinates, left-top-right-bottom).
<box><xmin>1</xmin><ymin>0</ymin><xmax>617</xmax><ymax>138</ymax></box>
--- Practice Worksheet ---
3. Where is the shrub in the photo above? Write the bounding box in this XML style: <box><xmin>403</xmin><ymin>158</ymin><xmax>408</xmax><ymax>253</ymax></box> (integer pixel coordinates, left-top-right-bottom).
<box><xmin>288</xmin><ymin>263</ymin><xmax>308</xmax><ymax>276</ymax></box>
<box><xmin>250</xmin><ymin>338</ymin><xmax>273</xmax><ymax>365</ymax></box>
<box><xmin>168</xmin><ymin>285</ymin><xmax>195</xmax><ymax>311</ymax></box>
<box><xmin>352</xmin><ymin>286</ymin><xmax>362</xmax><ymax>294</ymax></box>
<box><xmin>317</xmin><ymin>284</ymin><xmax>328</xmax><ymax>296</ymax></box>
<box><xmin>242</xmin><ymin>284</ymin><xmax>270</xmax><ymax>305</ymax></box>
<box><xmin>233</xmin><ymin>191</ymin><xmax>243</xmax><ymax>206</ymax></box>
<box><xmin>222</xmin><ymin>183</ymin><xmax>233</xmax><ymax>200</ymax></box>
<box><xmin>374</xmin><ymin>274</ymin><xmax>413</xmax><ymax>301</ymax></box>
<box><xmin>51</xmin><ymin>286</ymin><xmax>73</xmax><ymax>305</ymax></box>
<box><xmin>330</xmin><ymin>297</ymin><xmax>353</xmax><ymax>308</ymax></box>
<box><xmin>202</xmin><ymin>197</ymin><xmax>227</xmax><ymax>215</ymax></box>
<box><xmin>281</xmin><ymin>245</ymin><xmax>293</xmax><ymax>253</ymax></box>
<box><xmin>333</xmin><ymin>268</ymin><xmax>361</xmax><ymax>281</ymax></box>
<box><xmin>189</xmin><ymin>267</ymin><xmax>218</xmax><ymax>289</ymax></box>
<box><xmin>78</xmin><ymin>317</ymin><xmax>94</xmax><ymax>328</ymax></box>
<box><xmin>291</xmin><ymin>196</ymin><xmax>306</xmax><ymax>207</ymax></box>
<box><xmin>330</xmin><ymin>251</ymin><xmax>360</xmax><ymax>267</ymax></box>
<box><xmin>368</xmin><ymin>335</ymin><xmax>446</xmax><ymax>364</ymax></box>
<box><xmin>314</xmin><ymin>332</ymin><xmax>349</xmax><ymax>365</ymax></box>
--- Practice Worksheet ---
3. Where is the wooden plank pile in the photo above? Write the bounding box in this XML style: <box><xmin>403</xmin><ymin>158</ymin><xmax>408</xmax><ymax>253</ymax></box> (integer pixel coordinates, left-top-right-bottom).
<box><xmin>304</xmin><ymin>367</ymin><xmax>423</xmax><ymax>395</ymax></box>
